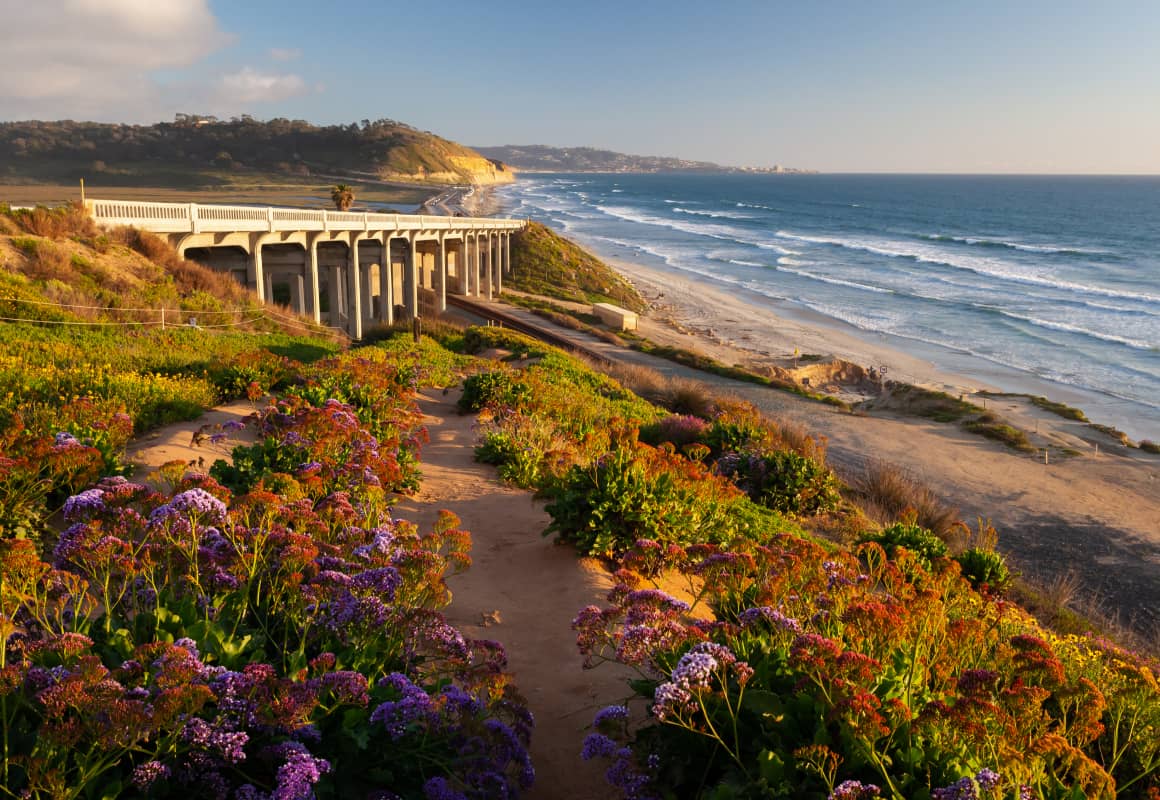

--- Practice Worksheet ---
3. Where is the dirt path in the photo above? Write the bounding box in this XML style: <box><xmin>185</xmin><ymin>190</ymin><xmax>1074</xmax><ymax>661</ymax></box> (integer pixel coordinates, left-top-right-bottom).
<box><xmin>392</xmin><ymin>389</ymin><xmax>634</xmax><ymax>800</ymax></box>
<box><xmin>125</xmin><ymin>399</ymin><xmax>260</xmax><ymax>482</ymax></box>
<box><xmin>126</xmin><ymin>394</ymin><xmax>634</xmax><ymax>798</ymax></box>
<box><xmin>471</xmin><ymin>299</ymin><xmax>1160</xmax><ymax>638</ymax></box>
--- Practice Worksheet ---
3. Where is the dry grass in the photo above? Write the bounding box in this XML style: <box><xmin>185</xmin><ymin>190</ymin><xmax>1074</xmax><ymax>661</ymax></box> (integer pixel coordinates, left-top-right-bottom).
<box><xmin>602</xmin><ymin>362</ymin><xmax>670</xmax><ymax>403</ymax></box>
<box><xmin>661</xmin><ymin>376</ymin><xmax>718</xmax><ymax>418</ymax></box>
<box><xmin>110</xmin><ymin>228</ymin><xmax>249</xmax><ymax>303</ymax></box>
<box><xmin>11</xmin><ymin>236</ymin><xmax>73</xmax><ymax>282</ymax></box>
<box><xmin>1011</xmin><ymin>571</ymin><xmax>1159</xmax><ymax>658</ymax></box>
<box><xmin>3</xmin><ymin>201</ymin><xmax>99</xmax><ymax>239</ymax></box>
<box><xmin>850</xmin><ymin>459</ymin><xmax>961</xmax><ymax>540</ymax></box>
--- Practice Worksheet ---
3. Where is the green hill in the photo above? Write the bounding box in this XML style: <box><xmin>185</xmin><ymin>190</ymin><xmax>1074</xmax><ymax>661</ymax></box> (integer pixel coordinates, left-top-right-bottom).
<box><xmin>0</xmin><ymin>116</ymin><xmax>514</xmax><ymax>188</ymax></box>
<box><xmin>508</xmin><ymin>221</ymin><xmax>646</xmax><ymax>311</ymax></box>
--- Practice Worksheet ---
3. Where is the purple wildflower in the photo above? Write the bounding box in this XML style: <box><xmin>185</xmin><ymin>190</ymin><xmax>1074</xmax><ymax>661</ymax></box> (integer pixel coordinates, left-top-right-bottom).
<box><xmin>423</xmin><ymin>776</ymin><xmax>467</xmax><ymax>800</ymax></box>
<box><xmin>149</xmin><ymin>488</ymin><xmax>228</xmax><ymax>526</ymax></box>
<box><xmin>829</xmin><ymin>780</ymin><xmax>882</xmax><ymax>799</ymax></box>
<box><xmin>671</xmin><ymin>651</ymin><xmax>717</xmax><ymax>689</ymax></box>
<box><xmin>62</xmin><ymin>488</ymin><xmax>105</xmax><ymax>521</ymax></box>
<box><xmin>271</xmin><ymin>742</ymin><xmax>330</xmax><ymax>800</ymax></box>
<box><xmin>593</xmin><ymin>704</ymin><xmax>629</xmax><ymax>729</ymax></box>
<box><xmin>317</xmin><ymin>670</ymin><xmax>369</xmax><ymax>705</ymax></box>
<box><xmin>131</xmin><ymin>760</ymin><xmax>170</xmax><ymax>790</ymax></box>
<box><xmin>651</xmin><ymin>682</ymin><xmax>692</xmax><ymax>721</ymax></box>
<box><xmin>371</xmin><ymin>673</ymin><xmax>435</xmax><ymax>739</ymax></box>
<box><xmin>181</xmin><ymin>717</ymin><xmax>248</xmax><ymax>764</ymax></box>
<box><xmin>351</xmin><ymin>566</ymin><xmax>401</xmax><ymax>598</ymax></box>
<box><xmin>54</xmin><ymin>431</ymin><xmax>81</xmax><ymax>448</ymax></box>
<box><xmin>739</xmin><ymin>605</ymin><xmax>802</xmax><ymax>633</ymax></box>
<box><xmin>582</xmin><ymin>733</ymin><xmax>621</xmax><ymax>760</ymax></box>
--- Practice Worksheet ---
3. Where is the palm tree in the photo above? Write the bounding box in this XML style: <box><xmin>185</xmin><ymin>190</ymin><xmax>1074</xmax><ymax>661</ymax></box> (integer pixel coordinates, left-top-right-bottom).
<box><xmin>331</xmin><ymin>184</ymin><xmax>355</xmax><ymax>211</ymax></box>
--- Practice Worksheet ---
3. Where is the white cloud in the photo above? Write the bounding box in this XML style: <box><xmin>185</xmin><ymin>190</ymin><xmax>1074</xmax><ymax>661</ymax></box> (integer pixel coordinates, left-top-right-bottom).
<box><xmin>216</xmin><ymin>68</ymin><xmax>309</xmax><ymax>104</ymax></box>
<box><xmin>0</xmin><ymin>0</ymin><xmax>231</xmax><ymax>120</ymax></box>
<box><xmin>269</xmin><ymin>47</ymin><xmax>302</xmax><ymax>62</ymax></box>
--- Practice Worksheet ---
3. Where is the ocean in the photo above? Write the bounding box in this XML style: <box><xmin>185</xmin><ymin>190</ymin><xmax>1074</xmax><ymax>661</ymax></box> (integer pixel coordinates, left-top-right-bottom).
<box><xmin>497</xmin><ymin>173</ymin><xmax>1160</xmax><ymax>441</ymax></box>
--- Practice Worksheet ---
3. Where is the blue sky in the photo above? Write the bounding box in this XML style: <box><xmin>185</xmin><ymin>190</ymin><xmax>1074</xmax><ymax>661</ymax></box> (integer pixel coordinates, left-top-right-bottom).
<box><xmin>2</xmin><ymin>0</ymin><xmax>1158</xmax><ymax>172</ymax></box>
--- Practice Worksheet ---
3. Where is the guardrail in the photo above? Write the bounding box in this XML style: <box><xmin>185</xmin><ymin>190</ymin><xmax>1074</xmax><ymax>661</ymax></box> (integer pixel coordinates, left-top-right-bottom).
<box><xmin>84</xmin><ymin>199</ymin><xmax>525</xmax><ymax>235</ymax></box>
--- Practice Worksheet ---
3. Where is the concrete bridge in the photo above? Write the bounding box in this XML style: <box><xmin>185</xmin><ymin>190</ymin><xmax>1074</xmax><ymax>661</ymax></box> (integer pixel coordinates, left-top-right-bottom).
<box><xmin>85</xmin><ymin>198</ymin><xmax>525</xmax><ymax>339</ymax></box>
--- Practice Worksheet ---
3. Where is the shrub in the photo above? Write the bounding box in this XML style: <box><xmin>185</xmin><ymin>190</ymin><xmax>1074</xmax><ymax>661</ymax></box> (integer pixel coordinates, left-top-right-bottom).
<box><xmin>459</xmin><ymin>368</ymin><xmax>532</xmax><ymax>412</ymax></box>
<box><xmin>544</xmin><ymin>443</ymin><xmax>750</xmax><ymax>557</ymax></box>
<box><xmin>638</xmin><ymin>413</ymin><xmax>710</xmax><ymax>449</ymax></box>
<box><xmin>716</xmin><ymin>449</ymin><xmax>842</xmax><ymax>515</ymax></box>
<box><xmin>955</xmin><ymin>546</ymin><xmax>1012</xmax><ymax>591</ymax></box>
<box><xmin>858</xmin><ymin>515</ymin><xmax>949</xmax><ymax>567</ymax></box>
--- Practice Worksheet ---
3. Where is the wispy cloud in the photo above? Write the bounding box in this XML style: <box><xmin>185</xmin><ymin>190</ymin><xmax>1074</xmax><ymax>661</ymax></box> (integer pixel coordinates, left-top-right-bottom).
<box><xmin>268</xmin><ymin>47</ymin><xmax>302</xmax><ymax>62</ymax></box>
<box><xmin>216</xmin><ymin>68</ymin><xmax>310</xmax><ymax>105</ymax></box>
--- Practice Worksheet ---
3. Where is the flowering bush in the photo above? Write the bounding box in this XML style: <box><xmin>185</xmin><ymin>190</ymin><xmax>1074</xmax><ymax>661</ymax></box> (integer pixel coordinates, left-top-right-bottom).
<box><xmin>574</xmin><ymin>537</ymin><xmax>1160</xmax><ymax>799</ymax></box>
<box><xmin>858</xmin><ymin>514</ymin><xmax>950</xmax><ymax>568</ymax></box>
<box><xmin>0</xmin><ymin>341</ymin><xmax>535</xmax><ymax>799</ymax></box>
<box><xmin>544</xmin><ymin>441</ymin><xmax>794</xmax><ymax>558</ymax></box>
<box><xmin>715</xmin><ymin>449</ymin><xmax>842</xmax><ymax>515</ymax></box>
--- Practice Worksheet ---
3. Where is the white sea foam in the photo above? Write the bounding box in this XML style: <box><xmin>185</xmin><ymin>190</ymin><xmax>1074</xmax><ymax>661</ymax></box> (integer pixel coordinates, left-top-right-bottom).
<box><xmin>774</xmin><ymin>262</ymin><xmax>894</xmax><ymax>294</ymax></box>
<box><xmin>775</xmin><ymin>230</ymin><xmax>1160</xmax><ymax>306</ymax></box>
<box><xmin>915</xmin><ymin>232</ymin><xmax>1107</xmax><ymax>256</ymax></box>
<box><xmin>673</xmin><ymin>206</ymin><xmax>756</xmax><ymax>220</ymax></box>
<box><xmin>995</xmin><ymin>310</ymin><xmax>1156</xmax><ymax>350</ymax></box>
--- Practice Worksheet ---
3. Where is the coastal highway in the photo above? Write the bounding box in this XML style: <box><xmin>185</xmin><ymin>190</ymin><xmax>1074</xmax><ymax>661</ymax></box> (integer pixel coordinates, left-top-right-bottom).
<box><xmin>419</xmin><ymin>186</ymin><xmax>473</xmax><ymax>216</ymax></box>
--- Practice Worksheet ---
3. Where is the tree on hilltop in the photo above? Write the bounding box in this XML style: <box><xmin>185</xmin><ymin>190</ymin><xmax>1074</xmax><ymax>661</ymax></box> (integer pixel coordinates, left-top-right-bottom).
<box><xmin>331</xmin><ymin>184</ymin><xmax>354</xmax><ymax>211</ymax></box>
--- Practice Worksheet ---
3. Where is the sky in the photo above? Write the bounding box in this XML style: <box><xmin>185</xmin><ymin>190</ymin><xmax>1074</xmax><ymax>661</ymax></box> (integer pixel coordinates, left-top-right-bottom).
<box><xmin>1</xmin><ymin>0</ymin><xmax>1158</xmax><ymax>173</ymax></box>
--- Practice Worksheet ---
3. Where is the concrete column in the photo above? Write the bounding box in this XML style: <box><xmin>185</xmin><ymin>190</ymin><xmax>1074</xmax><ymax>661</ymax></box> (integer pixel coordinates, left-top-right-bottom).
<box><xmin>484</xmin><ymin>233</ymin><xmax>494</xmax><ymax>301</ymax></box>
<box><xmin>290</xmin><ymin>274</ymin><xmax>305</xmax><ymax>314</ymax></box>
<box><xmin>264</xmin><ymin>272</ymin><xmax>275</xmax><ymax>306</ymax></box>
<box><xmin>504</xmin><ymin>232</ymin><xmax>512</xmax><ymax>276</ymax></box>
<box><xmin>347</xmin><ymin>238</ymin><xmax>363</xmax><ymax>340</ymax></box>
<box><xmin>247</xmin><ymin>237</ymin><xmax>266</xmax><ymax>302</ymax></box>
<box><xmin>306</xmin><ymin>235</ymin><xmax>322</xmax><ymax>323</ymax></box>
<box><xmin>404</xmin><ymin>235</ymin><xmax>419</xmax><ymax>319</ymax></box>
<box><xmin>434</xmin><ymin>234</ymin><xmax>447</xmax><ymax>313</ymax></box>
<box><xmin>379</xmin><ymin>236</ymin><xmax>395</xmax><ymax>325</ymax></box>
<box><xmin>472</xmin><ymin>234</ymin><xmax>482</xmax><ymax>298</ymax></box>
<box><xmin>457</xmin><ymin>239</ymin><xmax>466</xmax><ymax>299</ymax></box>
<box><xmin>362</xmin><ymin>266</ymin><xmax>376</xmax><ymax>328</ymax></box>
<box><xmin>495</xmin><ymin>236</ymin><xmax>503</xmax><ymax>295</ymax></box>
<box><xmin>328</xmin><ymin>265</ymin><xmax>343</xmax><ymax>327</ymax></box>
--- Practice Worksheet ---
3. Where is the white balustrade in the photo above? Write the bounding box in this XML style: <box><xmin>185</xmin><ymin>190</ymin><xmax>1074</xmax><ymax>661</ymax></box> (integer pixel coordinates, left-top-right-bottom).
<box><xmin>84</xmin><ymin>199</ymin><xmax>524</xmax><ymax>236</ymax></box>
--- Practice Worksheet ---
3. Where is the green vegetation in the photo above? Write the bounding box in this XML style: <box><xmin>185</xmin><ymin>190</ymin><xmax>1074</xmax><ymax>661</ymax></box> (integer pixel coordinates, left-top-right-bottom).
<box><xmin>508</xmin><ymin>221</ymin><xmax>646</xmax><ymax>311</ymax></box>
<box><xmin>3</xmin><ymin>219</ymin><xmax>1158</xmax><ymax>799</ymax></box>
<box><xmin>0</xmin><ymin>116</ymin><xmax>511</xmax><ymax>187</ymax></box>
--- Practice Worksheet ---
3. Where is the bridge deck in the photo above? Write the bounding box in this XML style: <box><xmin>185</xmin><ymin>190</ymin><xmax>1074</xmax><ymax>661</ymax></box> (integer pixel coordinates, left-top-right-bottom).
<box><xmin>85</xmin><ymin>198</ymin><xmax>524</xmax><ymax>235</ymax></box>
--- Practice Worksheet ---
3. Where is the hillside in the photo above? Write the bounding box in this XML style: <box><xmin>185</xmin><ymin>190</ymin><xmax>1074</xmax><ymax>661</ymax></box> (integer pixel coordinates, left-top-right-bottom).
<box><xmin>0</xmin><ymin>202</ymin><xmax>330</xmax><ymax>337</ymax></box>
<box><xmin>474</xmin><ymin>144</ymin><xmax>814</xmax><ymax>174</ymax></box>
<box><xmin>0</xmin><ymin>116</ymin><xmax>514</xmax><ymax>188</ymax></box>
<box><xmin>508</xmin><ymin>221</ymin><xmax>646</xmax><ymax>311</ymax></box>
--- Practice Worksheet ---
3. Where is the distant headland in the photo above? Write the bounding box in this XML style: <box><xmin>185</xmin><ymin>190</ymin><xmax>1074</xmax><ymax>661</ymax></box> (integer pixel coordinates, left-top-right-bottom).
<box><xmin>473</xmin><ymin>144</ymin><xmax>816</xmax><ymax>175</ymax></box>
<box><xmin>0</xmin><ymin>116</ymin><xmax>514</xmax><ymax>189</ymax></box>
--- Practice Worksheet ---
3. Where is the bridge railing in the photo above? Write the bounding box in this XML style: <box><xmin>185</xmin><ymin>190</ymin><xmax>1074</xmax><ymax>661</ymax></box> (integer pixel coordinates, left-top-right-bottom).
<box><xmin>84</xmin><ymin>199</ymin><xmax>524</xmax><ymax>235</ymax></box>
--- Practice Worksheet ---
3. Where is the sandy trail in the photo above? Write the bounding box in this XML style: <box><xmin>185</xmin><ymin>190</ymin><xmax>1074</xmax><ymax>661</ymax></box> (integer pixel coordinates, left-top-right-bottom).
<box><xmin>474</xmin><ymin>296</ymin><xmax>1160</xmax><ymax>637</ymax></box>
<box><xmin>392</xmin><ymin>389</ymin><xmax>634</xmax><ymax>800</ymax></box>
<box><xmin>126</xmin><ymin>393</ymin><xmax>634</xmax><ymax>798</ymax></box>
<box><xmin>125</xmin><ymin>399</ymin><xmax>260</xmax><ymax>483</ymax></box>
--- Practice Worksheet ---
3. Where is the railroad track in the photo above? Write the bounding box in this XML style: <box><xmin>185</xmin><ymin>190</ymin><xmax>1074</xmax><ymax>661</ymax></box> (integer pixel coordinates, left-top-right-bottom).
<box><xmin>446</xmin><ymin>296</ymin><xmax>613</xmax><ymax>365</ymax></box>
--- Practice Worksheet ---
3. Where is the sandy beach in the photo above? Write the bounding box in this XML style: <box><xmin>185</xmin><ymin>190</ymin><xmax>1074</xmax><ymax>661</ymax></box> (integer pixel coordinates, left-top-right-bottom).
<box><xmin>497</xmin><ymin>250</ymin><xmax>1160</xmax><ymax>641</ymax></box>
